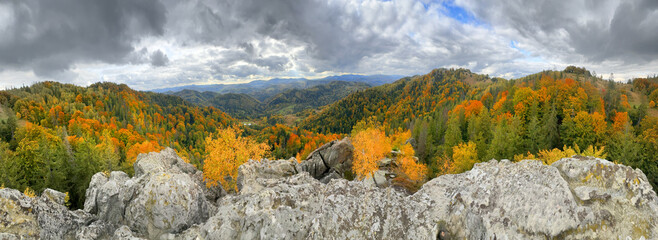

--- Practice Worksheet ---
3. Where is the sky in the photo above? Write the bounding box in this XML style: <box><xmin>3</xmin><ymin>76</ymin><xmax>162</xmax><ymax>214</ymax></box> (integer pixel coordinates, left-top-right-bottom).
<box><xmin>0</xmin><ymin>0</ymin><xmax>657</xmax><ymax>90</ymax></box>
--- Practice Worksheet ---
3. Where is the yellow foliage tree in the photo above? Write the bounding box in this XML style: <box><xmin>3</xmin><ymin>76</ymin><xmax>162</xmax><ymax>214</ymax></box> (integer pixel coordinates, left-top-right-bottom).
<box><xmin>580</xmin><ymin>145</ymin><xmax>607</xmax><ymax>159</ymax></box>
<box><xmin>390</xmin><ymin>129</ymin><xmax>411</xmax><ymax>149</ymax></box>
<box><xmin>396</xmin><ymin>143</ymin><xmax>427</xmax><ymax>183</ymax></box>
<box><xmin>450</xmin><ymin>141</ymin><xmax>479</xmax><ymax>174</ymax></box>
<box><xmin>537</xmin><ymin>146</ymin><xmax>577</xmax><ymax>165</ymax></box>
<box><xmin>351</xmin><ymin>127</ymin><xmax>391</xmax><ymax>180</ymax></box>
<box><xmin>23</xmin><ymin>187</ymin><xmax>36</xmax><ymax>198</ymax></box>
<box><xmin>513</xmin><ymin>152</ymin><xmax>536</xmax><ymax>162</ymax></box>
<box><xmin>204</xmin><ymin>127</ymin><xmax>270</xmax><ymax>191</ymax></box>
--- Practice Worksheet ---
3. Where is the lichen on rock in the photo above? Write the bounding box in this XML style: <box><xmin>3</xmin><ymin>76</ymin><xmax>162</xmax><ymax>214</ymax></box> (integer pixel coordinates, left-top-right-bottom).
<box><xmin>1</xmin><ymin>147</ymin><xmax>657</xmax><ymax>239</ymax></box>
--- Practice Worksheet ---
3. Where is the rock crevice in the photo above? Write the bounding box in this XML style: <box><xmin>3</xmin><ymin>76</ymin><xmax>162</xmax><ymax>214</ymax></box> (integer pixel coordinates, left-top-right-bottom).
<box><xmin>1</xmin><ymin>148</ymin><xmax>657</xmax><ymax>239</ymax></box>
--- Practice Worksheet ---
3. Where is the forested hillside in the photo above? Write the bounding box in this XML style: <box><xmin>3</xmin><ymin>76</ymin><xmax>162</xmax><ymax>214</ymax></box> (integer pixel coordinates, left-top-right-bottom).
<box><xmin>172</xmin><ymin>81</ymin><xmax>371</xmax><ymax>119</ymax></box>
<box><xmin>0</xmin><ymin>82</ymin><xmax>234</xmax><ymax>208</ymax></box>
<box><xmin>302</xmin><ymin>67</ymin><xmax>658</xmax><ymax>187</ymax></box>
<box><xmin>301</xmin><ymin>68</ymin><xmax>492</xmax><ymax>133</ymax></box>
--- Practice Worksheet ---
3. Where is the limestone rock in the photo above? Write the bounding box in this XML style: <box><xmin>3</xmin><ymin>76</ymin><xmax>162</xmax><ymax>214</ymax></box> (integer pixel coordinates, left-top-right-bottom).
<box><xmin>296</xmin><ymin>137</ymin><xmax>354</xmax><ymax>181</ymax></box>
<box><xmin>237</xmin><ymin>158</ymin><xmax>298</xmax><ymax>193</ymax></box>
<box><xmin>83</xmin><ymin>171</ymin><xmax>133</xmax><ymax>226</ymax></box>
<box><xmin>0</xmin><ymin>188</ymin><xmax>92</xmax><ymax>240</ymax></box>
<box><xmin>552</xmin><ymin>156</ymin><xmax>658</xmax><ymax>238</ymax></box>
<box><xmin>361</xmin><ymin>169</ymin><xmax>392</xmax><ymax>188</ymax></box>
<box><xmin>82</xmin><ymin>147</ymin><xmax>212</xmax><ymax>239</ymax></box>
<box><xmin>111</xmin><ymin>226</ymin><xmax>146</xmax><ymax>240</ymax></box>
<box><xmin>3</xmin><ymin>147</ymin><xmax>658</xmax><ymax>239</ymax></box>
<box><xmin>124</xmin><ymin>171</ymin><xmax>210</xmax><ymax>239</ymax></box>
<box><xmin>201</xmin><ymin>157</ymin><xmax>658</xmax><ymax>239</ymax></box>
<box><xmin>35</xmin><ymin>189</ymin><xmax>92</xmax><ymax>239</ymax></box>
<box><xmin>236</xmin><ymin>137</ymin><xmax>354</xmax><ymax>192</ymax></box>
<box><xmin>133</xmin><ymin>148</ymin><xmax>198</xmax><ymax>177</ymax></box>
<box><xmin>0</xmin><ymin>188</ymin><xmax>39</xmax><ymax>239</ymax></box>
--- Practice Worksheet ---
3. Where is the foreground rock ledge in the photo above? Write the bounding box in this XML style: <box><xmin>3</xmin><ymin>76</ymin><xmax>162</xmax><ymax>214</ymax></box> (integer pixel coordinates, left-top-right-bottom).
<box><xmin>0</xmin><ymin>149</ymin><xmax>656</xmax><ymax>239</ymax></box>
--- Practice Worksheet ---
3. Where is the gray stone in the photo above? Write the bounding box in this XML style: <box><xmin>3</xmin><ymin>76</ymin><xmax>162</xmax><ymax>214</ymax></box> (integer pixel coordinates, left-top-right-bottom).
<box><xmin>0</xmin><ymin>188</ymin><xmax>92</xmax><ymax>240</ymax></box>
<box><xmin>0</xmin><ymin>188</ymin><xmax>39</xmax><ymax>239</ymax></box>
<box><xmin>111</xmin><ymin>225</ymin><xmax>146</xmax><ymax>240</ymax></box>
<box><xmin>171</xmin><ymin>225</ymin><xmax>203</xmax><ymax>240</ymax></box>
<box><xmin>75</xmin><ymin>221</ymin><xmax>112</xmax><ymax>240</ymax></box>
<box><xmin>0</xmin><ymin>233</ymin><xmax>20</xmax><ymax>240</ymax></box>
<box><xmin>200</xmin><ymin>158</ymin><xmax>658</xmax><ymax>239</ymax></box>
<box><xmin>35</xmin><ymin>189</ymin><xmax>93</xmax><ymax>240</ymax></box>
<box><xmin>124</xmin><ymin>172</ymin><xmax>209</xmax><ymax>239</ymax></box>
<box><xmin>83</xmin><ymin>147</ymin><xmax>212</xmax><ymax>239</ymax></box>
<box><xmin>552</xmin><ymin>157</ymin><xmax>658</xmax><ymax>238</ymax></box>
<box><xmin>133</xmin><ymin>148</ymin><xmax>197</xmax><ymax>177</ymax></box>
<box><xmin>361</xmin><ymin>170</ymin><xmax>391</xmax><ymax>188</ymax></box>
<box><xmin>3</xmin><ymin>148</ymin><xmax>658</xmax><ymax>239</ymax></box>
<box><xmin>84</xmin><ymin>171</ymin><xmax>134</xmax><ymax>226</ymax></box>
<box><xmin>237</xmin><ymin>158</ymin><xmax>299</xmax><ymax>193</ymax></box>
<box><xmin>296</xmin><ymin>137</ymin><xmax>354</xmax><ymax>181</ymax></box>
<box><xmin>319</xmin><ymin>170</ymin><xmax>342</xmax><ymax>184</ymax></box>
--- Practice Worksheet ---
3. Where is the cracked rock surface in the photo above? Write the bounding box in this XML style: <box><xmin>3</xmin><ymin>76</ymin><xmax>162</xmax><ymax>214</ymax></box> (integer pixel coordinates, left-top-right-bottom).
<box><xmin>205</xmin><ymin>157</ymin><xmax>658</xmax><ymax>239</ymax></box>
<box><xmin>1</xmin><ymin>147</ymin><xmax>656</xmax><ymax>239</ymax></box>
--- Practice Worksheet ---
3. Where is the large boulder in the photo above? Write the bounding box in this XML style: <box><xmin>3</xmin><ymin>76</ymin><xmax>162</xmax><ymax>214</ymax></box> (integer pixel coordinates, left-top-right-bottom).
<box><xmin>200</xmin><ymin>157</ymin><xmax>658</xmax><ymax>239</ymax></box>
<box><xmin>82</xmin><ymin>148</ymin><xmax>213</xmax><ymax>239</ymax></box>
<box><xmin>296</xmin><ymin>137</ymin><xmax>354</xmax><ymax>183</ymax></box>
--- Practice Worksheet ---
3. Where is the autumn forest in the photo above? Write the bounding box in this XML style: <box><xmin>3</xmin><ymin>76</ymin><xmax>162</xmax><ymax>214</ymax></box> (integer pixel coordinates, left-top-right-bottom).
<box><xmin>1</xmin><ymin>67</ymin><xmax>658</xmax><ymax>209</ymax></box>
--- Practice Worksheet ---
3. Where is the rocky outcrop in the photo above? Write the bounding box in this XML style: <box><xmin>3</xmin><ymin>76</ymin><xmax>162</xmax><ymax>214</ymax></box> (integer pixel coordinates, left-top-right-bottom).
<box><xmin>203</xmin><ymin>157</ymin><xmax>658</xmax><ymax>239</ymax></box>
<box><xmin>0</xmin><ymin>148</ymin><xmax>214</xmax><ymax>239</ymax></box>
<box><xmin>236</xmin><ymin>137</ymin><xmax>354</xmax><ymax>193</ymax></box>
<box><xmin>237</xmin><ymin>158</ymin><xmax>299</xmax><ymax>194</ymax></box>
<box><xmin>0</xmin><ymin>188</ymin><xmax>92</xmax><ymax>240</ymax></box>
<box><xmin>2</xmin><ymin>147</ymin><xmax>657</xmax><ymax>239</ymax></box>
<box><xmin>296</xmin><ymin>137</ymin><xmax>354</xmax><ymax>183</ymax></box>
<box><xmin>82</xmin><ymin>148</ymin><xmax>213</xmax><ymax>239</ymax></box>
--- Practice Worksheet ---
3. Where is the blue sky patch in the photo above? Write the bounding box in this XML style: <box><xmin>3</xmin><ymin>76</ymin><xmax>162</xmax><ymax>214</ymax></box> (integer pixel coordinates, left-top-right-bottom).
<box><xmin>510</xmin><ymin>40</ymin><xmax>530</xmax><ymax>56</ymax></box>
<box><xmin>440</xmin><ymin>0</ymin><xmax>481</xmax><ymax>25</ymax></box>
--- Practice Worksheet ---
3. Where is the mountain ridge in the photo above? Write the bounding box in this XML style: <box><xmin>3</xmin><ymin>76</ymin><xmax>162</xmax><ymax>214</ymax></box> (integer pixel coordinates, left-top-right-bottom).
<box><xmin>150</xmin><ymin>74</ymin><xmax>403</xmax><ymax>97</ymax></box>
<box><xmin>170</xmin><ymin>80</ymin><xmax>372</xmax><ymax>119</ymax></box>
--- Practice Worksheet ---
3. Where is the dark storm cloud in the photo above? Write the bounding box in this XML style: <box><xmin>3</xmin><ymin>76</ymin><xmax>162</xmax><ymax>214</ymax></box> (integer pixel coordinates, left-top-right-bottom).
<box><xmin>458</xmin><ymin>0</ymin><xmax>658</xmax><ymax>63</ymax></box>
<box><xmin>164</xmin><ymin>0</ymin><xmax>403</xmax><ymax>71</ymax></box>
<box><xmin>150</xmin><ymin>50</ymin><xmax>169</xmax><ymax>67</ymax></box>
<box><xmin>0</xmin><ymin>0</ymin><xmax>167</xmax><ymax>76</ymax></box>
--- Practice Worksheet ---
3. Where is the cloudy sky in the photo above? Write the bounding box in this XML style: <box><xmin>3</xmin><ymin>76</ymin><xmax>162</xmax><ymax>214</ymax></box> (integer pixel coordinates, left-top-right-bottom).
<box><xmin>1</xmin><ymin>0</ymin><xmax>657</xmax><ymax>90</ymax></box>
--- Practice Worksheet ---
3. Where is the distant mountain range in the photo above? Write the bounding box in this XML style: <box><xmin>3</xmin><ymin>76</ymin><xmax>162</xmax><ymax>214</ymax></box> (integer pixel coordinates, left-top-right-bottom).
<box><xmin>150</xmin><ymin>74</ymin><xmax>403</xmax><ymax>102</ymax></box>
<box><xmin>170</xmin><ymin>81</ymin><xmax>372</xmax><ymax>119</ymax></box>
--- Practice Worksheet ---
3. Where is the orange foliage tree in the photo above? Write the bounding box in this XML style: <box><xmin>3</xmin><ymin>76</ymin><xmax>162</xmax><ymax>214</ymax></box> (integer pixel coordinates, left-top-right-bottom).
<box><xmin>203</xmin><ymin>127</ymin><xmax>270</xmax><ymax>191</ymax></box>
<box><xmin>125</xmin><ymin>140</ymin><xmax>163</xmax><ymax>166</ymax></box>
<box><xmin>396</xmin><ymin>143</ymin><xmax>427</xmax><ymax>183</ymax></box>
